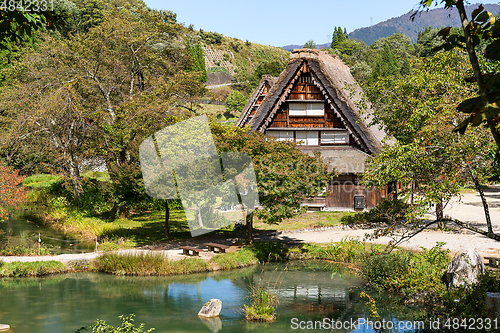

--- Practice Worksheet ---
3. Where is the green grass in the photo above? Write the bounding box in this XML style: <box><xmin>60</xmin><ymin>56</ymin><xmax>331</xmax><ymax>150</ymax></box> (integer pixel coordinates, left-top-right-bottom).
<box><xmin>23</xmin><ymin>174</ymin><xmax>62</xmax><ymax>188</ymax></box>
<box><xmin>0</xmin><ymin>260</ymin><xmax>68</xmax><ymax>277</ymax></box>
<box><xmin>244</xmin><ymin>285</ymin><xmax>279</xmax><ymax>321</ymax></box>
<box><xmin>93</xmin><ymin>248</ymin><xmax>258</xmax><ymax>276</ymax></box>
<box><xmin>209</xmin><ymin>247</ymin><xmax>258</xmax><ymax>269</ymax></box>
<box><xmin>254</xmin><ymin>211</ymin><xmax>352</xmax><ymax>231</ymax></box>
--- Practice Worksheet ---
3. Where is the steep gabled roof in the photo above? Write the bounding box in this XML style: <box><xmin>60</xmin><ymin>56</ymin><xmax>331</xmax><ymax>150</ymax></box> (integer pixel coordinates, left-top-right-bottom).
<box><xmin>247</xmin><ymin>49</ymin><xmax>385</xmax><ymax>155</ymax></box>
<box><xmin>236</xmin><ymin>75</ymin><xmax>276</xmax><ymax>127</ymax></box>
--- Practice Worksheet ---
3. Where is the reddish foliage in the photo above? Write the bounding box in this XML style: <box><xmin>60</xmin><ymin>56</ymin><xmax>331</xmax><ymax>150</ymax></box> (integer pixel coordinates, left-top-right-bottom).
<box><xmin>0</xmin><ymin>165</ymin><xmax>27</xmax><ymax>220</ymax></box>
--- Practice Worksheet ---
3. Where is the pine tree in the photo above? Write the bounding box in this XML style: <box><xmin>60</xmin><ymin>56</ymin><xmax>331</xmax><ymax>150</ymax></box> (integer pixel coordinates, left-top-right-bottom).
<box><xmin>372</xmin><ymin>43</ymin><xmax>399</xmax><ymax>81</ymax></box>
<box><xmin>331</xmin><ymin>26</ymin><xmax>348</xmax><ymax>49</ymax></box>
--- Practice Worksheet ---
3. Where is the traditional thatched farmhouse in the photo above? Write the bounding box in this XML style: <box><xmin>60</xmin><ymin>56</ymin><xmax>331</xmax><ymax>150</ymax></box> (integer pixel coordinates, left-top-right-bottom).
<box><xmin>237</xmin><ymin>49</ymin><xmax>389</xmax><ymax>210</ymax></box>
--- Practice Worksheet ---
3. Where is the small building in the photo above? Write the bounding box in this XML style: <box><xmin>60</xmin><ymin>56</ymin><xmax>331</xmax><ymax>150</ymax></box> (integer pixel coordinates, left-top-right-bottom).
<box><xmin>237</xmin><ymin>49</ymin><xmax>389</xmax><ymax>210</ymax></box>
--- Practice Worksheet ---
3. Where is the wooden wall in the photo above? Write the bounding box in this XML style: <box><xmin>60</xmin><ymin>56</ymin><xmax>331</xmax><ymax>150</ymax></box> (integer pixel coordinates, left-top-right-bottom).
<box><xmin>306</xmin><ymin>175</ymin><xmax>388</xmax><ymax>209</ymax></box>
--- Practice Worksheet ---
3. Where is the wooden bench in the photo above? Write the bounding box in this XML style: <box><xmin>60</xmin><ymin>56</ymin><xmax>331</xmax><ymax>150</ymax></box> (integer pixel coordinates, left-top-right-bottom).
<box><xmin>203</xmin><ymin>243</ymin><xmax>230</xmax><ymax>254</ymax></box>
<box><xmin>179</xmin><ymin>246</ymin><xmax>203</xmax><ymax>256</ymax></box>
<box><xmin>485</xmin><ymin>256</ymin><xmax>500</xmax><ymax>268</ymax></box>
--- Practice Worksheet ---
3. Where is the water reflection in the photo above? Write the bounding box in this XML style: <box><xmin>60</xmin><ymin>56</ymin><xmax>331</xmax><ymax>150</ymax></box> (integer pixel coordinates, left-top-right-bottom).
<box><xmin>0</xmin><ymin>263</ymin><xmax>421</xmax><ymax>333</ymax></box>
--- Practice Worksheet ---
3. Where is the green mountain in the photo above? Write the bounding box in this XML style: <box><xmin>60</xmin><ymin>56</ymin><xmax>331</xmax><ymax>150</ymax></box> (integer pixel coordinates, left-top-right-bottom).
<box><xmin>350</xmin><ymin>3</ymin><xmax>500</xmax><ymax>45</ymax></box>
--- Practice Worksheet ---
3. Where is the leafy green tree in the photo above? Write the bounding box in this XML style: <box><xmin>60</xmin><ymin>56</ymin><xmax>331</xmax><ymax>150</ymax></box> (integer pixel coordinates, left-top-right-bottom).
<box><xmin>185</xmin><ymin>39</ymin><xmax>207</xmax><ymax>82</ymax></box>
<box><xmin>363</xmin><ymin>50</ymin><xmax>491</xmax><ymax>225</ymax></box>
<box><xmin>331</xmin><ymin>26</ymin><xmax>348</xmax><ymax>49</ymax></box>
<box><xmin>303</xmin><ymin>40</ymin><xmax>316</xmax><ymax>49</ymax></box>
<box><xmin>249</xmin><ymin>60</ymin><xmax>285</xmax><ymax>90</ymax></box>
<box><xmin>211</xmin><ymin>121</ymin><xmax>333</xmax><ymax>243</ymax></box>
<box><xmin>371</xmin><ymin>43</ymin><xmax>399</xmax><ymax>80</ymax></box>
<box><xmin>225</xmin><ymin>90</ymin><xmax>247</xmax><ymax>115</ymax></box>
<box><xmin>0</xmin><ymin>10</ymin><xmax>205</xmax><ymax>215</ymax></box>
<box><xmin>417</xmin><ymin>1</ymin><xmax>500</xmax><ymax>240</ymax></box>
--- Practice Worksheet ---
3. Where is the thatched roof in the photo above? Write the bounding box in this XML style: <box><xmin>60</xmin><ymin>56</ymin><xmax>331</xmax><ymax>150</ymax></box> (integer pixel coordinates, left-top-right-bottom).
<box><xmin>247</xmin><ymin>49</ymin><xmax>386</xmax><ymax>155</ymax></box>
<box><xmin>235</xmin><ymin>75</ymin><xmax>276</xmax><ymax>127</ymax></box>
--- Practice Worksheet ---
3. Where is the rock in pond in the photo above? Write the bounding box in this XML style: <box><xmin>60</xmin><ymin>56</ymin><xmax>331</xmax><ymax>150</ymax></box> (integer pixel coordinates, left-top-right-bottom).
<box><xmin>446</xmin><ymin>248</ymin><xmax>485</xmax><ymax>288</ymax></box>
<box><xmin>0</xmin><ymin>324</ymin><xmax>10</xmax><ymax>331</ymax></box>
<box><xmin>198</xmin><ymin>299</ymin><xmax>222</xmax><ymax>318</ymax></box>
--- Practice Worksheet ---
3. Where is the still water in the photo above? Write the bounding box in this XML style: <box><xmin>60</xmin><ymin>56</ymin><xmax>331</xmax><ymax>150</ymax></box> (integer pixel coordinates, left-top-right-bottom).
<box><xmin>0</xmin><ymin>213</ymin><xmax>94</xmax><ymax>254</ymax></box>
<box><xmin>0</xmin><ymin>262</ymin><xmax>422</xmax><ymax>333</ymax></box>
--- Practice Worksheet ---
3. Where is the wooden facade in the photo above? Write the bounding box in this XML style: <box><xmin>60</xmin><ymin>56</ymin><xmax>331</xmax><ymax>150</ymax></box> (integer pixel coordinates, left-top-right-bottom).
<box><xmin>237</xmin><ymin>49</ymin><xmax>389</xmax><ymax>210</ymax></box>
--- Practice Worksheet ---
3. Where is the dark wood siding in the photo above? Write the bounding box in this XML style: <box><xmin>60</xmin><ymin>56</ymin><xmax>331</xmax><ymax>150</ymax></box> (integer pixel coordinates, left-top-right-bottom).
<box><xmin>306</xmin><ymin>175</ymin><xmax>388</xmax><ymax>209</ymax></box>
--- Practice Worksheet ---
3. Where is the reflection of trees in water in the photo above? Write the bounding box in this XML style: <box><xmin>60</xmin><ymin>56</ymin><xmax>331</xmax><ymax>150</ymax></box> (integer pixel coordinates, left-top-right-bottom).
<box><xmin>229</xmin><ymin>262</ymin><xmax>367</xmax><ymax>320</ymax></box>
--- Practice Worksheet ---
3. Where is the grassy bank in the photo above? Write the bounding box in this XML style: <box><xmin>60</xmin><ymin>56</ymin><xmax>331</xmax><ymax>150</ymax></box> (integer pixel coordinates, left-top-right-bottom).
<box><xmin>93</xmin><ymin>248</ymin><xmax>259</xmax><ymax>276</ymax></box>
<box><xmin>0</xmin><ymin>260</ymin><xmax>69</xmax><ymax>277</ymax></box>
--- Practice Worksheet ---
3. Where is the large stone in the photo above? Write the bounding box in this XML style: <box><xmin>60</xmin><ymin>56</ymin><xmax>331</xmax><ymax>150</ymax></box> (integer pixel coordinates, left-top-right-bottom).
<box><xmin>198</xmin><ymin>299</ymin><xmax>222</xmax><ymax>318</ymax></box>
<box><xmin>446</xmin><ymin>248</ymin><xmax>485</xmax><ymax>288</ymax></box>
<box><xmin>0</xmin><ymin>324</ymin><xmax>10</xmax><ymax>331</ymax></box>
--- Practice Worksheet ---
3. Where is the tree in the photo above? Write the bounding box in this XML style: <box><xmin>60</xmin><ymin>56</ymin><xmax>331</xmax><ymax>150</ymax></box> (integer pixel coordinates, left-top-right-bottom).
<box><xmin>225</xmin><ymin>90</ymin><xmax>247</xmax><ymax>115</ymax></box>
<box><xmin>211</xmin><ymin>121</ymin><xmax>333</xmax><ymax>244</ymax></box>
<box><xmin>371</xmin><ymin>43</ymin><xmax>399</xmax><ymax>81</ymax></box>
<box><xmin>0</xmin><ymin>10</ymin><xmax>206</xmax><ymax>216</ymax></box>
<box><xmin>185</xmin><ymin>38</ymin><xmax>207</xmax><ymax>82</ymax></box>
<box><xmin>331</xmin><ymin>26</ymin><xmax>348</xmax><ymax>49</ymax></box>
<box><xmin>418</xmin><ymin>1</ymin><xmax>500</xmax><ymax>240</ymax></box>
<box><xmin>303</xmin><ymin>40</ymin><xmax>316</xmax><ymax>49</ymax></box>
<box><xmin>249</xmin><ymin>60</ymin><xmax>285</xmax><ymax>90</ymax></box>
<box><xmin>0</xmin><ymin>165</ymin><xmax>26</xmax><ymax>221</ymax></box>
<box><xmin>363</xmin><ymin>50</ymin><xmax>491</xmax><ymax>228</ymax></box>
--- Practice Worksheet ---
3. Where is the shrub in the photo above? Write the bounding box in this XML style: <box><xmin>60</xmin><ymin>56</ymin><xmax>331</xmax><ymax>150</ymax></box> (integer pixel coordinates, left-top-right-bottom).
<box><xmin>250</xmin><ymin>242</ymin><xmax>287</xmax><ymax>262</ymax></box>
<box><xmin>361</xmin><ymin>243</ymin><xmax>450</xmax><ymax>297</ymax></box>
<box><xmin>75</xmin><ymin>314</ymin><xmax>154</xmax><ymax>333</ymax></box>
<box><xmin>225</xmin><ymin>90</ymin><xmax>247</xmax><ymax>114</ymax></box>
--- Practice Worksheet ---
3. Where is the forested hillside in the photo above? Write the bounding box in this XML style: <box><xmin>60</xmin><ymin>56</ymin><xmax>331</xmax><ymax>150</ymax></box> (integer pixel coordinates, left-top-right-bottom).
<box><xmin>350</xmin><ymin>3</ymin><xmax>500</xmax><ymax>45</ymax></box>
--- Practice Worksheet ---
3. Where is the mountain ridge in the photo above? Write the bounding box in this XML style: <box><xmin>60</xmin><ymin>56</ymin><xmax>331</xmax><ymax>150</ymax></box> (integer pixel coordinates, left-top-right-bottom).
<box><xmin>282</xmin><ymin>3</ymin><xmax>500</xmax><ymax>49</ymax></box>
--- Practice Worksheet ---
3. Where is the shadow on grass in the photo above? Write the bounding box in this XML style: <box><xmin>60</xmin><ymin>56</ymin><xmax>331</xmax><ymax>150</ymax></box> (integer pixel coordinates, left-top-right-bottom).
<box><xmin>98</xmin><ymin>209</ymin><xmax>248</xmax><ymax>246</ymax></box>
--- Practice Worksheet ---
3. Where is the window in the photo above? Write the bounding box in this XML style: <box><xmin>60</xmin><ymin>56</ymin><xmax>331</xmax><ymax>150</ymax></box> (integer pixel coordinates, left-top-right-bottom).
<box><xmin>289</xmin><ymin>103</ymin><xmax>324</xmax><ymax>116</ymax></box>
<box><xmin>296</xmin><ymin>131</ymin><xmax>318</xmax><ymax>146</ymax></box>
<box><xmin>321</xmin><ymin>131</ymin><xmax>349</xmax><ymax>144</ymax></box>
<box><xmin>266</xmin><ymin>131</ymin><xmax>294</xmax><ymax>142</ymax></box>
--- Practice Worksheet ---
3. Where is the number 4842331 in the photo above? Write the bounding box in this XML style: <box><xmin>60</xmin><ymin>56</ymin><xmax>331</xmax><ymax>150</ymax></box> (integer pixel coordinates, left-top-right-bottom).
<box><xmin>0</xmin><ymin>0</ymin><xmax>54</xmax><ymax>11</ymax></box>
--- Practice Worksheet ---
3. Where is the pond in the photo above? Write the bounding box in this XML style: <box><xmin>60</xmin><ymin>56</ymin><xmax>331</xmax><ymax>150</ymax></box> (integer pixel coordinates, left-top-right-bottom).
<box><xmin>0</xmin><ymin>262</ymin><xmax>424</xmax><ymax>333</ymax></box>
<box><xmin>0</xmin><ymin>213</ymin><xmax>95</xmax><ymax>254</ymax></box>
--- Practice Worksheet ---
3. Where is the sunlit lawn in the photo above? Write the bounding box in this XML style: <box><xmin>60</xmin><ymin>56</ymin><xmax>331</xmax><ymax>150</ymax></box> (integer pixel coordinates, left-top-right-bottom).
<box><xmin>254</xmin><ymin>211</ymin><xmax>353</xmax><ymax>231</ymax></box>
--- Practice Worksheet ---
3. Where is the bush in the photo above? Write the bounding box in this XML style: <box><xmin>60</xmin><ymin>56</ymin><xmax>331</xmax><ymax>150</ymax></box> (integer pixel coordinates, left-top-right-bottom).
<box><xmin>361</xmin><ymin>243</ymin><xmax>450</xmax><ymax>297</ymax></box>
<box><xmin>75</xmin><ymin>314</ymin><xmax>154</xmax><ymax>333</ymax></box>
<box><xmin>250</xmin><ymin>242</ymin><xmax>287</xmax><ymax>262</ymax></box>
<box><xmin>225</xmin><ymin>90</ymin><xmax>247</xmax><ymax>114</ymax></box>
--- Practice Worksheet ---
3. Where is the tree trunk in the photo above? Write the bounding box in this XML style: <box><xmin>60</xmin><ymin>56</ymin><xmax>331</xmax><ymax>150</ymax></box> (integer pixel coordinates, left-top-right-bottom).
<box><xmin>165</xmin><ymin>200</ymin><xmax>170</xmax><ymax>238</ymax></box>
<box><xmin>471</xmin><ymin>172</ymin><xmax>494</xmax><ymax>234</ymax></box>
<box><xmin>436</xmin><ymin>199</ymin><xmax>445</xmax><ymax>229</ymax></box>
<box><xmin>455</xmin><ymin>0</ymin><xmax>500</xmax><ymax>148</ymax></box>
<box><xmin>196</xmin><ymin>202</ymin><xmax>203</xmax><ymax>228</ymax></box>
<box><xmin>68</xmin><ymin>159</ymin><xmax>81</xmax><ymax>202</ymax></box>
<box><xmin>245</xmin><ymin>211</ymin><xmax>253</xmax><ymax>245</ymax></box>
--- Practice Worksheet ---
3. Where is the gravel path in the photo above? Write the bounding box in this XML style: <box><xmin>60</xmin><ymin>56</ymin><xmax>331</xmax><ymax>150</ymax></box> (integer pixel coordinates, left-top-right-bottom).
<box><xmin>2</xmin><ymin>187</ymin><xmax>500</xmax><ymax>263</ymax></box>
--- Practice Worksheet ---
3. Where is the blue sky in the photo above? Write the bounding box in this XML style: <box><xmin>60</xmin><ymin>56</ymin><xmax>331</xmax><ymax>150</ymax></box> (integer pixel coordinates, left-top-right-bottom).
<box><xmin>142</xmin><ymin>1</ymin><xmax>494</xmax><ymax>47</ymax></box>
